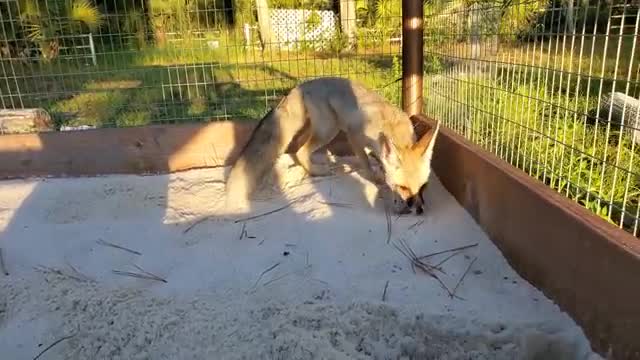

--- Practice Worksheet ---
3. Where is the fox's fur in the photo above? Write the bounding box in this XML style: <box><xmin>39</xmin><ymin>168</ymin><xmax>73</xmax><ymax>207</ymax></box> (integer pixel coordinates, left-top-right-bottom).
<box><xmin>225</xmin><ymin>77</ymin><xmax>440</xmax><ymax>214</ymax></box>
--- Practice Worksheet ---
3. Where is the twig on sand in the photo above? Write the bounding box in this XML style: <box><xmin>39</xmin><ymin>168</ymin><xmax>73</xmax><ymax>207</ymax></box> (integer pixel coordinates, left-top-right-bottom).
<box><xmin>433</xmin><ymin>251</ymin><xmax>464</xmax><ymax>269</ymax></box>
<box><xmin>33</xmin><ymin>332</ymin><xmax>76</xmax><ymax>360</ymax></box>
<box><xmin>183</xmin><ymin>216</ymin><xmax>211</xmax><ymax>234</ymax></box>
<box><xmin>96</xmin><ymin>239</ymin><xmax>142</xmax><ymax>256</ymax></box>
<box><xmin>34</xmin><ymin>265</ymin><xmax>87</xmax><ymax>282</ymax></box>
<box><xmin>65</xmin><ymin>262</ymin><xmax>96</xmax><ymax>283</ymax></box>
<box><xmin>451</xmin><ymin>257</ymin><xmax>477</xmax><ymax>299</ymax></box>
<box><xmin>384</xmin><ymin>202</ymin><xmax>392</xmax><ymax>244</ymax></box>
<box><xmin>318</xmin><ymin>200</ymin><xmax>353</xmax><ymax>209</ymax></box>
<box><xmin>112</xmin><ymin>270</ymin><xmax>166</xmax><ymax>283</ymax></box>
<box><xmin>382</xmin><ymin>280</ymin><xmax>389</xmax><ymax>302</ymax></box>
<box><xmin>235</xmin><ymin>203</ymin><xmax>293</xmax><ymax>223</ymax></box>
<box><xmin>183</xmin><ymin>214</ymin><xmax>233</xmax><ymax>234</ymax></box>
<box><xmin>418</xmin><ymin>243</ymin><xmax>478</xmax><ymax>261</ymax></box>
<box><xmin>235</xmin><ymin>193</ymin><xmax>315</xmax><ymax>223</ymax></box>
<box><xmin>408</xmin><ymin>219</ymin><xmax>424</xmax><ymax>231</ymax></box>
<box><xmin>0</xmin><ymin>248</ymin><xmax>8</xmax><ymax>276</ymax></box>
<box><xmin>112</xmin><ymin>264</ymin><xmax>167</xmax><ymax>283</ymax></box>
<box><xmin>261</xmin><ymin>272</ymin><xmax>291</xmax><ymax>287</ymax></box>
<box><xmin>251</xmin><ymin>262</ymin><xmax>281</xmax><ymax>289</ymax></box>
<box><xmin>391</xmin><ymin>239</ymin><xmax>461</xmax><ymax>299</ymax></box>
<box><xmin>238</xmin><ymin>223</ymin><xmax>247</xmax><ymax>240</ymax></box>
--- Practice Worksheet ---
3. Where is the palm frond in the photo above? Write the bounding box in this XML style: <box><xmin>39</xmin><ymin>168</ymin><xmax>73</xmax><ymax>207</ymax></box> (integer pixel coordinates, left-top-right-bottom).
<box><xmin>69</xmin><ymin>0</ymin><xmax>103</xmax><ymax>30</ymax></box>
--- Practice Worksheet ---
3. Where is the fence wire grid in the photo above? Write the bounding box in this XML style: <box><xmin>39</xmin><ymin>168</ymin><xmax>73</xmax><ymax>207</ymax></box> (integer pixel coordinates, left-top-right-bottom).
<box><xmin>0</xmin><ymin>0</ymin><xmax>402</xmax><ymax>127</ymax></box>
<box><xmin>1</xmin><ymin>0</ymin><xmax>640</xmax><ymax>236</ymax></box>
<box><xmin>423</xmin><ymin>0</ymin><xmax>640</xmax><ymax>236</ymax></box>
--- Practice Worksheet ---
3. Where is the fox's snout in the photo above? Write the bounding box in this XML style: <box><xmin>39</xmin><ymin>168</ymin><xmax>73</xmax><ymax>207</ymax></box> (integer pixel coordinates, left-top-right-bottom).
<box><xmin>405</xmin><ymin>195</ymin><xmax>424</xmax><ymax>215</ymax></box>
<box><xmin>391</xmin><ymin>193</ymin><xmax>423</xmax><ymax>215</ymax></box>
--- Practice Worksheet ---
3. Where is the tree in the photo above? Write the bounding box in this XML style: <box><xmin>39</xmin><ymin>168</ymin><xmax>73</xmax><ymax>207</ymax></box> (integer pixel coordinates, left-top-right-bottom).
<box><xmin>17</xmin><ymin>0</ymin><xmax>103</xmax><ymax>61</ymax></box>
<box><xmin>255</xmin><ymin>0</ymin><xmax>275</xmax><ymax>48</ymax></box>
<box><xmin>339</xmin><ymin>0</ymin><xmax>356</xmax><ymax>49</ymax></box>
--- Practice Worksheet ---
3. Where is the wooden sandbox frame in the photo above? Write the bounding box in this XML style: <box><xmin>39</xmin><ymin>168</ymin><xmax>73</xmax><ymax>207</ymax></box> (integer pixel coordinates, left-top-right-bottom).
<box><xmin>0</xmin><ymin>117</ymin><xmax>639</xmax><ymax>358</ymax></box>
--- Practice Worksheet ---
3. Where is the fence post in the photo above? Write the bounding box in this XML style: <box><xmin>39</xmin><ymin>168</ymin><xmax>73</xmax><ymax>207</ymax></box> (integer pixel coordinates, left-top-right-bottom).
<box><xmin>88</xmin><ymin>33</ymin><xmax>97</xmax><ymax>66</ymax></box>
<box><xmin>401</xmin><ymin>0</ymin><xmax>424</xmax><ymax>117</ymax></box>
<box><xmin>339</xmin><ymin>0</ymin><xmax>357</xmax><ymax>49</ymax></box>
<box><xmin>469</xmin><ymin>3</ymin><xmax>480</xmax><ymax>60</ymax></box>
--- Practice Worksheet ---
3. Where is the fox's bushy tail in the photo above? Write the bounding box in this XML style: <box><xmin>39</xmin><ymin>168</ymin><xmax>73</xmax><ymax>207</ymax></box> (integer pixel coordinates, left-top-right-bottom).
<box><xmin>225</xmin><ymin>87</ymin><xmax>307</xmax><ymax>205</ymax></box>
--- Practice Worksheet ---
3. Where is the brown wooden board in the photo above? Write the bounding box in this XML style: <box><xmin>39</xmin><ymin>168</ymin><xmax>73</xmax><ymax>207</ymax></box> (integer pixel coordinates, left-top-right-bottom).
<box><xmin>0</xmin><ymin>121</ymin><xmax>354</xmax><ymax>179</ymax></box>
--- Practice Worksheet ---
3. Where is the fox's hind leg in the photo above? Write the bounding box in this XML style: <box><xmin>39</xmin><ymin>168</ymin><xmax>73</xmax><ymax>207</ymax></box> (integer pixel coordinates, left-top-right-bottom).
<box><xmin>295</xmin><ymin>101</ymin><xmax>339</xmax><ymax>177</ymax></box>
<box><xmin>296</xmin><ymin>128</ymin><xmax>337</xmax><ymax>176</ymax></box>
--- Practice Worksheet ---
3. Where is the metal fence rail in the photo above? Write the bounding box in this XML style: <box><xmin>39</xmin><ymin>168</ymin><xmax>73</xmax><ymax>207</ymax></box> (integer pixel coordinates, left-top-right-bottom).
<box><xmin>423</xmin><ymin>0</ymin><xmax>640</xmax><ymax>235</ymax></box>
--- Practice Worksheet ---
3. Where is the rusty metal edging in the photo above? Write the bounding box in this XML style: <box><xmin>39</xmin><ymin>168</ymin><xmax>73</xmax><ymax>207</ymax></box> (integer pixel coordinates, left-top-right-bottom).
<box><xmin>413</xmin><ymin>114</ymin><xmax>640</xmax><ymax>359</ymax></box>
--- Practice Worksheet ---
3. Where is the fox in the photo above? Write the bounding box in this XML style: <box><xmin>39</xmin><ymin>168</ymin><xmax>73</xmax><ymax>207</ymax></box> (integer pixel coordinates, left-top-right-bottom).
<box><xmin>225</xmin><ymin>76</ymin><xmax>440</xmax><ymax>214</ymax></box>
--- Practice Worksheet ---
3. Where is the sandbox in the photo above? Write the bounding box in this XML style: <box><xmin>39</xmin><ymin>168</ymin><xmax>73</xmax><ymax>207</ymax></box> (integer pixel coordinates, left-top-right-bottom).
<box><xmin>0</xmin><ymin>153</ymin><xmax>601</xmax><ymax>359</ymax></box>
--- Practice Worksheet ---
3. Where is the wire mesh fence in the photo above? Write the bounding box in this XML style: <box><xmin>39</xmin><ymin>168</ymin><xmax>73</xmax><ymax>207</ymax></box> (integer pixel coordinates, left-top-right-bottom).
<box><xmin>423</xmin><ymin>0</ymin><xmax>640</xmax><ymax>236</ymax></box>
<box><xmin>0</xmin><ymin>0</ymin><xmax>402</xmax><ymax>129</ymax></box>
<box><xmin>1</xmin><ymin>0</ymin><xmax>639</xmax><ymax>237</ymax></box>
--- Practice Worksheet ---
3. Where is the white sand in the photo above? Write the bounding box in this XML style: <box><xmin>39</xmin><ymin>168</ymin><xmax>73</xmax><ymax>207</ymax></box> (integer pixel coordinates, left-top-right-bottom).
<box><xmin>0</xmin><ymin>155</ymin><xmax>601</xmax><ymax>360</ymax></box>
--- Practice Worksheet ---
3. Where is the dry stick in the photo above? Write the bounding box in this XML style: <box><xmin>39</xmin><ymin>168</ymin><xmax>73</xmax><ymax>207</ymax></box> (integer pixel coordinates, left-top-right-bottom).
<box><xmin>183</xmin><ymin>214</ymin><xmax>233</xmax><ymax>234</ymax></box>
<box><xmin>261</xmin><ymin>272</ymin><xmax>291</xmax><ymax>287</ymax></box>
<box><xmin>238</xmin><ymin>223</ymin><xmax>247</xmax><ymax>240</ymax></box>
<box><xmin>132</xmin><ymin>264</ymin><xmax>164</xmax><ymax>279</ymax></box>
<box><xmin>66</xmin><ymin>262</ymin><xmax>95</xmax><ymax>283</ymax></box>
<box><xmin>408</xmin><ymin>219</ymin><xmax>424</xmax><ymax>231</ymax></box>
<box><xmin>384</xmin><ymin>202</ymin><xmax>392</xmax><ymax>244</ymax></box>
<box><xmin>451</xmin><ymin>257</ymin><xmax>478</xmax><ymax>299</ymax></box>
<box><xmin>382</xmin><ymin>280</ymin><xmax>389</xmax><ymax>302</ymax></box>
<box><xmin>112</xmin><ymin>270</ymin><xmax>167</xmax><ymax>283</ymax></box>
<box><xmin>318</xmin><ymin>200</ymin><xmax>353</xmax><ymax>208</ymax></box>
<box><xmin>418</xmin><ymin>243</ymin><xmax>479</xmax><ymax>261</ymax></box>
<box><xmin>34</xmin><ymin>265</ymin><xmax>86</xmax><ymax>282</ymax></box>
<box><xmin>392</xmin><ymin>239</ymin><xmax>460</xmax><ymax>299</ymax></box>
<box><xmin>0</xmin><ymin>248</ymin><xmax>8</xmax><ymax>276</ymax></box>
<box><xmin>183</xmin><ymin>217</ymin><xmax>210</xmax><ymax>234</ymax></box>
<box><xmin>96</xmin><ymin>239</ymin><xmax>142</xmax><ymax>256</ymax></box>
<box><xmin>235</xmin><ymin>203</ymin><xmax>296</xmax><ymax>223</ymax></box>
<box><xmin>234</xmin><ymin>192</ymin><xmax>315</xmax><ymax>224</ymax></box>
<box><xmin>252</xmin><ymin>262</ymin><xmax>281</xmax><ymax>289</ymax></box>
<box><xmin>112</xmin><ymin>264</ymin><xmax>167</xmax><ymax>283</ymax></box>
<box><xmin>33</xmin><ymin>333</ymin><xmax>76</xmax><ymax>360</ymax></box>
<box><xmin>433</xmin><ymin>251</ymin><xmax>464</xmax><ymax>270</ymax></box>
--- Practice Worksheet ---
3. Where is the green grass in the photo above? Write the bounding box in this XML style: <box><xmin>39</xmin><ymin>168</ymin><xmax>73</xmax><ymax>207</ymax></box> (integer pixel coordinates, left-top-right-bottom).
<box><xmin>425</xmin><ymin>70</ymin><xmax>640</xmax><ymax>232</ymax></box>
<box><xmin>2</xmin><ymin>33</ymin><xmax>402</xmax><ymax>129</ymax></box>
<box><xmin>419</xmin><ymin>30</ymin><xmax>640</xmax><ymax>233</ymax></box>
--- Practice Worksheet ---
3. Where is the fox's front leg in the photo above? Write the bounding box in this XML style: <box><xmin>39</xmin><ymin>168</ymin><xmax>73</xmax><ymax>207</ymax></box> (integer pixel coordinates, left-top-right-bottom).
<box><xmin>346</xmin><ymin>134</ymin><xmax>385</xmax><ymax>185</ymax></box>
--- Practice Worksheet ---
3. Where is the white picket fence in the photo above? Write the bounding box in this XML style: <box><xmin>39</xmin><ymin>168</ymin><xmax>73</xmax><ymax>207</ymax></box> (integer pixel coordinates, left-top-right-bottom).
<box><xmin>270</xmin><ymin>9</ymin><xmax>337</xmax><ymax>50</ymax></box>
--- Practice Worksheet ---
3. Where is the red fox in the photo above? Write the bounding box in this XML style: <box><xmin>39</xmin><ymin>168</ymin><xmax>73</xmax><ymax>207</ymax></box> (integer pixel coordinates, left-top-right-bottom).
<box><xmin>225</xmin><ymin>77</ymin><xmax>440</xmax><ymax>214</ymax></box>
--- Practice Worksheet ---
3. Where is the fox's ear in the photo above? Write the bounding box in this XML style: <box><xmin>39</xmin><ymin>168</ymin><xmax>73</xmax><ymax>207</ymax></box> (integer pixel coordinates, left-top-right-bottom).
<box><xmin>412</xmin><ymin>120</ymin><xmax>440</xmax><ymax>160</ymax></box>
<box><xmin>380</xmin><ymin>132</ymin><xmax>400</xmax><ymax>166</ymax></box>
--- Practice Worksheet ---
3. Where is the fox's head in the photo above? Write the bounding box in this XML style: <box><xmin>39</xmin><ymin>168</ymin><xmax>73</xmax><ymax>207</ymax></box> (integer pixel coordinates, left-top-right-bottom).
<box><xmin>378</xmin><ymin>119</ymin><xmax>440</xmax><ymax>215</ymax></box>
